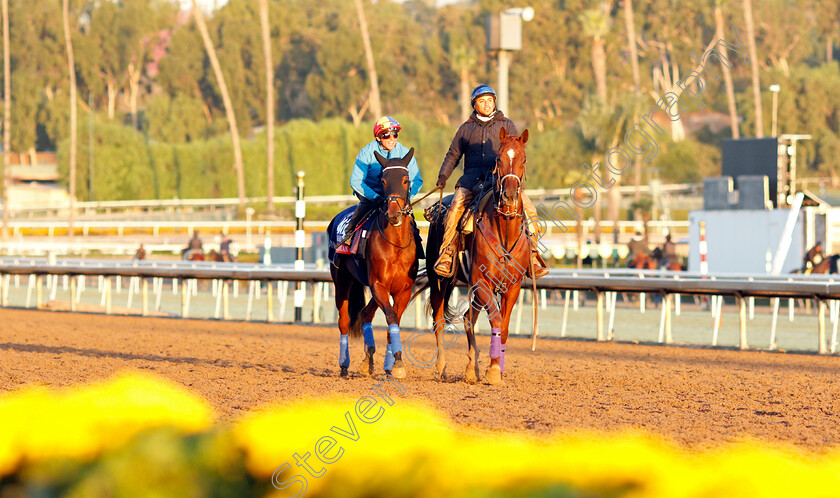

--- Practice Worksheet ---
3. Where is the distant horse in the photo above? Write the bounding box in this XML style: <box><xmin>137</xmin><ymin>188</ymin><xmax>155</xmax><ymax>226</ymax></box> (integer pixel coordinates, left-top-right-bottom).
<box><xmin>182</xmin><ymin>249</ymin><xmax>205</xmax><ymax>261</ymax></box>
<box><xmin>794</xmin><ymin>254</ymin><xmax>840</xmax><ymax>275</ymax></box>
<box><xmin>329</xmin><ymin>149</ymin><xmax>418</xmax><ymax>378</ymax></box>
<box><xmin>426</xmin><ymin>128</ymin><xmax>532</xmax><ymax>385</ymax></box>
<box><xmin>628</xmin><ymin>252</ymin><xmax>685</xmax><ymax>271</ymax></box>
<box><xmin>628</xmin><ymin>253</ymin><xmax>658</xmax><ymax>270</ymax></box>
<box><xmin>206</xmin><ymin>249</ymin><xmax>235</xmax><ymax>263</ymax></box>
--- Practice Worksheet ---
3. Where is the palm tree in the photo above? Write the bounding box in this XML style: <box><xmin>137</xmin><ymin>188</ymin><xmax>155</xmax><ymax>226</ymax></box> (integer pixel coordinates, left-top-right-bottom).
<box><xmin>450</xmin><ymin>45</ymin><xmax>477</xmax><ymax>122</ymax></box>
<box><xmin>1</xmin><ymin>0</ymin><xmax>9</xmax><ymax>240</ymax></box>
<box><xmin>259</xmin><ymin>0</ymin><xmax>275</xmax><ymax>213</ymax></box>
<box><xmin>191</xmin><ymin>0</ymin><xmax>245</xmax><ymax>209</ymax></box>
<box><xmin>715</xmin><ymin>0</ymin><xmax>739</xmax><ymax>138</ymax></box>
<box><xmin>62</xmin><ymin>0</ymin><xmax>77</xmax><ymax>235</ymax></box>
<box><xmin>742</xmin><ymin>0</ymin><xmax>763</xmax><ymax>137</ymax></box>
<box><xmin>580</xmin><ymin>6</ymin><xmax>612</xmax><ymax>242</ymax></box>
<box><xmin>622</xmin><ymin>0</ymin><xmax>642</xmax><ymax>200</ymax></box>
<box><xmin>353</xmin><ymin>0</ymin><xmax>382</xmax><ymax>119</ymax></box>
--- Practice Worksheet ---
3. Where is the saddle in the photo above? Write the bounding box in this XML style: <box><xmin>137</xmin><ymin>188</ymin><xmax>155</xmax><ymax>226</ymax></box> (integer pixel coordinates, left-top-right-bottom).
<box><xmin>425</xmin><ymin>189</ymin><xmax>497</xmax><ymax>281</ymax></box>
<box><xmin>333</xmin><ymin>209</ymin><xmax>425</xmax><ymax>267</ymax></box>
<box><xmin>334</xmin><ymin>211</ymin><xmax>375</xmax><ymax>259</ymax></box>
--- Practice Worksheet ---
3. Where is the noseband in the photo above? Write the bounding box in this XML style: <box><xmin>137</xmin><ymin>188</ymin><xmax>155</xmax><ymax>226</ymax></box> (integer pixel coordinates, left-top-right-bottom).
<box><xmin>494</xmin><ymin>148</ymin><xmax>524</xmax><ymax>218</ymax></box>
<box><xmin>382</xmin><ymin>165</ymin><xmax>412</xmax><ymax>225</ymax></box>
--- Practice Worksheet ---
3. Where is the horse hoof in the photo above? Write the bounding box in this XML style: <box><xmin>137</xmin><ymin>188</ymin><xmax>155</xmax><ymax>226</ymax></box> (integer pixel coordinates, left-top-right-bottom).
<box><xmin>485</xmin><ymin>365</ymin><xmax>502</xmax><ymax>385</ymax></box>
<box><xmin>391</xmin><ymin>359</ymin><xmax>406</xmax><ymax>379</ymax></box>
<box><xmin>358</xmin><ymin>348</ymin><xmax>375</xmax><ymax>376</ymax></box>
<box><xmin>464</xmin><ymin>366</ymin><xmax>477</xmax><ymax>384</ymax></box>
<box><xmin>434</xmin><ymin>365</ymin><xmax>446</xmax><ymax>382</ymax></box>
<box><xmin>340</xmin><ymin>366</ymin><xmax>349</xmax><ymax>378</ymax></box>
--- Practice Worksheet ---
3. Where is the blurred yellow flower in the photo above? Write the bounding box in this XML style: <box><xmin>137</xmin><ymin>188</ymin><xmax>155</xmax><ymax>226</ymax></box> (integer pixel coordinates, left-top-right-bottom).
<box><xmin>0</xmin><ymin>371</ymin><xmax>214</xmax><ymax>476</ymax></box>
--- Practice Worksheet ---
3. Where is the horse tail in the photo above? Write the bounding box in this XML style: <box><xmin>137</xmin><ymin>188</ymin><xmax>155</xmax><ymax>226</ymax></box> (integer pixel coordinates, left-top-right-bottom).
<box><xmin>347</xmin><ymin>282</ymin><xmax>366</xmax><ymax>339</ymax></box>
<box><xmin>832</xmin><ymin>254</ymin><xmax>840</xmax><ymax>274</ymax></box>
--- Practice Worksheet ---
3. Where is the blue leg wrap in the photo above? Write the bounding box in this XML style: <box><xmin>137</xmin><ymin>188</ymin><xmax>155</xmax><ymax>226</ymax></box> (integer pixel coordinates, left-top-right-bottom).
<box><xmin>362</xmin><ymin>322</ymin><xmax>375</xmax><ymax>349</ymax></box>
<box><xmin>339</xmin><ymin>335</ymin><xmax>350</xmax><ymax>368</ymax></box>
<box><xmin>384</xmin><ymin>343</ymin><xmax>395</xmax><ymax>371</ymax></box>
<box><xmin>389</xmin><ymin>324</ymin><xmax>402</xmax><ymax>354</ymax></box>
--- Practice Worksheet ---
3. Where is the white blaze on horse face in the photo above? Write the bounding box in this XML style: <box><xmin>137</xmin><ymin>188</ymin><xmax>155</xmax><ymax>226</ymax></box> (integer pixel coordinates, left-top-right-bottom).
<box><xmin>506</xmin><ymin>149</ymin><xmax>515</xmax><ymax>162</ymax></box>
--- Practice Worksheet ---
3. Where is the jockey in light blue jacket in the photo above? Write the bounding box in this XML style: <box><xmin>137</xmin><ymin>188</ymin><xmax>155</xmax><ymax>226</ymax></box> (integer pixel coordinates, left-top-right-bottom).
<box><xmin>345</xmin><ymin>116</ymin><xmax>423</xmax><ymax>236</ymax></box>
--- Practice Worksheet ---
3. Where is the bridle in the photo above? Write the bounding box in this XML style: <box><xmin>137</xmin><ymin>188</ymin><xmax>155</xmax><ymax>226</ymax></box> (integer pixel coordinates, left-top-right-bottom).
<box><xmin>381</xmin><ymin>165</ymin><xmax>412</xmax><ymax>226</ymax></box>
<box><xmin>493</xmin><ymin>144</ymin><xmax>524</xmax><ymax>218</ymax></box>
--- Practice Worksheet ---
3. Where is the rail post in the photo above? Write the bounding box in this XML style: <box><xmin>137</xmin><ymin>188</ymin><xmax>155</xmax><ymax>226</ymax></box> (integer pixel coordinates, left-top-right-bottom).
<box><xmin>294</xmin><ymin>170</ymin><xmax>306</xmax><ymax>322</ymax></box>
<box><xmin>818</xmin><ymin>298</ymin><xmax>827</xmax><ymax>354</ymax></box>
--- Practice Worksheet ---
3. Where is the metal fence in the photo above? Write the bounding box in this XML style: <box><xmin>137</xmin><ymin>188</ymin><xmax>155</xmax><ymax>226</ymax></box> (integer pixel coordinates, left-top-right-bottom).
<box><xmin>1</xmin><ymin>258</ymin><xmax>838</xmax><ymax>355</ymax></box>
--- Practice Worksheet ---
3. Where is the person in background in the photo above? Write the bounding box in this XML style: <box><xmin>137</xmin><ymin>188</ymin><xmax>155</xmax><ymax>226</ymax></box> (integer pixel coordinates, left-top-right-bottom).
<box><xmin>133</xmin><ymin>244</ymin><xmax>146</xmax><ymax>261</ymax></box>
<box><xmin>660</xmin><ymin>233</ymin><xmax>678</xmax><ymax>266</ymax></box>
<box><xmin>627</xmin><ymin>231</ymin><xmax>648</xmax><ymax>262</ymax></box>
<box><xmin>219</xmin><ymin>232</ymin><xmax>233</xmax><ymax>262</ymax></box>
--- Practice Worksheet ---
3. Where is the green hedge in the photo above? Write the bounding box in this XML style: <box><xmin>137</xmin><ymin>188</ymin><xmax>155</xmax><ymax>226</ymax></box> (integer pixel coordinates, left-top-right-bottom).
<box><xmin>57</xmin><ymin>118</ymin><xmax>587</xmax><ymax>201</ymax></box>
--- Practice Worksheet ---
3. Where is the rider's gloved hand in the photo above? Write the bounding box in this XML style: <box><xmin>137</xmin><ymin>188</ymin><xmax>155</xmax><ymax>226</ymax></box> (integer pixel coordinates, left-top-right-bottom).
<box><xmin>436</xmin><ymin>175</ymin><xmax>447</xmax><ymax>189</ymax></box>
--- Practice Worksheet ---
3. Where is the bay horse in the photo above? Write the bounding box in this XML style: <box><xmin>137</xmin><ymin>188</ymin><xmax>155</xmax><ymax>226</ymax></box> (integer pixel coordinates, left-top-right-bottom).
<box><xmin>426</xmin><ymin>128</ymin><xmax>531</xmax><ymax>385</ymax></box>
<box><xmin>330</xmin><ymin>149</ymin><xmax>418</xmax><ymax>379</ymax></box>
<box><xmin>795</xmin><ymin>254</ymin><xmax>840</xmax><ymax>274</ymax></box>
<box><xmin>628</xmin><ymin>253</ymin><xmax>657</xmax><ymax>270</ymax></box>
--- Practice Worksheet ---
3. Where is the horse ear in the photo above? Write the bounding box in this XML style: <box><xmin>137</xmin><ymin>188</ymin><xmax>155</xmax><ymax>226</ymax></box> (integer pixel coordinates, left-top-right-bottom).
<box><xmin>520</xmin><ymin>129</ymin><xmax>529</xmax><ymax>145</ymax></box>
<box><xmin>499</xmin><ymin>127</ymin><xmax>507</xmax><ymax>141</ymax></box>
<box><xmin>402</xmin><ymin>147</ymin><xmax>414</xmax><ymax>164</ymax></box>
<box><xmin>373</xmin><ymin>150</ymin><xmax>387</xmax><ymax>167</ymax></box>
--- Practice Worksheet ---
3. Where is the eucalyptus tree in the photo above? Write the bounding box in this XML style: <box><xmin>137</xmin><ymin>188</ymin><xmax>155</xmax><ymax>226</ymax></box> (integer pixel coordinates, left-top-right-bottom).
<box><xmin>259</xmin><ymin>0</ymin><xmax>275</xmax><ymax>212</ymax></box>
<box><xmin>742</xmin><ymin>0</ymin><xmax>763</xmax><ymax>136</ymax></box>
<box><xmin>191</xmin><ymin>0</ymin><xmax>245</xmax><ymax>208</ymax></box>
<box><xmin>62</xmin><ymin>0</ymin><xmax>76</xmax><ymax>231</ymax></box>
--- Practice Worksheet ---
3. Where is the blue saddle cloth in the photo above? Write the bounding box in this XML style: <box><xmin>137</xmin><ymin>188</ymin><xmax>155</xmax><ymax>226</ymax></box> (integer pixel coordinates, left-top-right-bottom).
<box><xmin>327</xmin><ymin>205</ymin><xmax>375</xmax><ymax>286</ymax></box>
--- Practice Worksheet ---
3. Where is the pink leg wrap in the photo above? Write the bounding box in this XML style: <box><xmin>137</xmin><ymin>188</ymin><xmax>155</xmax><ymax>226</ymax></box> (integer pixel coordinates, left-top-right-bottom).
<box><xmin>490</xmin><ymin>329</ymin><xmax>502</xmax><ymax>360</ymax></box>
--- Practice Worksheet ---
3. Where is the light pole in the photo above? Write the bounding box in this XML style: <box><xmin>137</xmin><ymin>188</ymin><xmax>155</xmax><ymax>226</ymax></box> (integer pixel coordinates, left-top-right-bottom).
<box><xmin>769</xmin><ymin>84</ymin><xmax>780</xmax><ymax>137</ymax></box>
<box><xmin>487</xmin><ymin>7</ymin><xmax>534</xmax><ymax>114</ymax></box>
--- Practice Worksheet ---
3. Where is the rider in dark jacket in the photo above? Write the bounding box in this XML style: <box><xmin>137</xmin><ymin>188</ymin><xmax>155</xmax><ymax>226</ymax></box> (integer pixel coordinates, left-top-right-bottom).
<box><xmin>433</xmin><ymin>85</ymin><xmax>548</xmax><ymax>278</ymax></box>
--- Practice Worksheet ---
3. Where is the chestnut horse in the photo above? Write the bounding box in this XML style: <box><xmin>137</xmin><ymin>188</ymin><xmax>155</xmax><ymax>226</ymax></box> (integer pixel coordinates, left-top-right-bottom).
<box><xmin>330</xmin><ymin>149</ymin><xmax>418</xmax><ymax>379</ymax></box>
<box><xmin>426</xmin><ymin>128</ymin><xmax>531</xmax><ymax>385</ymax></box>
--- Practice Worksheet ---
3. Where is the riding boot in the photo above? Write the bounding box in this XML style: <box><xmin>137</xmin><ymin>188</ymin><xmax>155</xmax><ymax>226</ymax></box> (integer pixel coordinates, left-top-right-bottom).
<box><xmin>435</xmin><ymin>246</ymin><xmax>456</xmax><ymax>278</ymax></box>
<box><xmin>342</xmin><ymin>198</ymin><xmax>376</xmax><ymax>245</ymax></box>
<box><xmin>434</xmin><ymin>187</ymin><xmax>471</xmax><ymax>277</ymax></box>
<box><xmin>527</xmin><ymin>249</ymin><xmax>550</xmax><ymax>279</ymax></box>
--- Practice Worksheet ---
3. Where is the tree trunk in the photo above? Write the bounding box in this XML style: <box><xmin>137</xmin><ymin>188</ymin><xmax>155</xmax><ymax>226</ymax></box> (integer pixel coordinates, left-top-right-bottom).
<box><xmin>128</xmin><ymin>62</ymin><xmax>140</xmax><ymax>129</ymax></box>
<box><xmin>353</xmin><ymin>0</ymin><xmax>381</xmax><ymax>119</ymax></box>
<box><xmin>62</xmin><ymin>0</ymin><xmax>76</xmax><ymax>235</ymax></box>
<box><xmin>715</xmin><ymin>3</ymin><xmax>740</xmax><ymax>138</ymax></box>
<box><xmin>828</xmin><ymin>37</ymin><xmax>833</xmax><ymax>63</ymax></box>
<box><xmin>259</xmin><ymin>0</ymin><xmax>274</xmax><ymax>213</ymax></box>
<box><xmin>106</xmin><ymin>80</ymin><xmax>116</xmax><ymax>119</ymax></box>
<box><xmin>192</xmin><ymin>0</ymin><xmax>246</xmax><ymax>209</ymax></box>
<box><xmin>623</xmin><ymin>0</ymin><xmax>642</xmax><ymax>201</ymax></box>
<box><xmin>742</xmin><ymin>0</ymin><xmax>763</xmax><ymax>137</ymax></box>
<box><xmin>459</xmin><ymin>66</ymin><xmax>470</xmax><ymax>122</ymax></box>
<box><xmin>1</xmin><ymin>0</ymin><xmax>9</xmax><ymax>240</ymax></box>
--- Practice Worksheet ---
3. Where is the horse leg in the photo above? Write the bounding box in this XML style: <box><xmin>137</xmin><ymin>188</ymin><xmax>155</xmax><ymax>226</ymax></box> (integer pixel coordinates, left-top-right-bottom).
<box><xmin>474</xmin><ymin>282</ymin><xmax>504</xmax><ymax>386</ymax></box>
<box><xmin>334</xmin><ymin>279</ymin><xmax>352</xmax><ymax>378</ymax></box>
<box><xmin>357</xmin><ymin>299</ymin><xmax>378</xmax><ymax>376</ymax></box>
<box><xmin>389</xmin><ymin>282</ymin><xmax>414</xmax><ymax>379</ymax></box>
<box><xmin>496</xmin><ymin>283</ymin><xmax>522</xmax><ymax>381</ymax></box>
<box><xmin>370</xmin><ymin>281</ymin><xmax>406</xmax><ymax>379</ymax></box>
<box><xmin>463</xmin><ymin>305</ymin><xmax>480</xmax><ymax>384</ymax></box>
<box><xmin>429</xmin><ymin>282</ymin><xmax>449</xmax><ymax>380</ymax></box>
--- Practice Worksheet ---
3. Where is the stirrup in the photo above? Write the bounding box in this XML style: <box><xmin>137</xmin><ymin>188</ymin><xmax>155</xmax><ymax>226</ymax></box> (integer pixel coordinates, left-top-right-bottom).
<box><xmin>434</xmin><ymin>248</ymin><xmax>456</xmax><ymax>278</ymax></box>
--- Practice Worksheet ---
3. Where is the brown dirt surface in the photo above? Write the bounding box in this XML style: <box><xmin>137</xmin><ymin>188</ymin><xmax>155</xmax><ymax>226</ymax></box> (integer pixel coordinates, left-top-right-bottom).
<box><xmin>1</xmin><ymin>307</ymin><xmax>839</xmax><ymax>451</ymax></box>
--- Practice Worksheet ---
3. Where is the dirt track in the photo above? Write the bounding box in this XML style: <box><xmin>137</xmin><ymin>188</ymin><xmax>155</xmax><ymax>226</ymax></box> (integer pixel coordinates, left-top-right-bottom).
<box><xmin>1</xmin><ymin>308</ymin><xmax>839</xmax><ymax>451</ymax></box>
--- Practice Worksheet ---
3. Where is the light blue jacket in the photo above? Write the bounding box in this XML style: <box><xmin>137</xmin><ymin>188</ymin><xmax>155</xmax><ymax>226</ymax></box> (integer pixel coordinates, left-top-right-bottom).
<box><xmin>350</xmin><ymin>141</ymin><xmax>423</xmax><ymax>201</ymax></box>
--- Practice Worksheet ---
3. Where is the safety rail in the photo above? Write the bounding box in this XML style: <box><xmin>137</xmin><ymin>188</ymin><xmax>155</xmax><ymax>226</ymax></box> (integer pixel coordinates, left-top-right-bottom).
<box><xmin>0</xmin><ymin>260</ymin><xmax>838</xmax><ymax>354</ymax></box>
